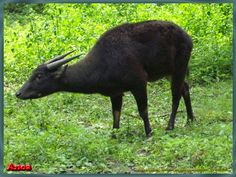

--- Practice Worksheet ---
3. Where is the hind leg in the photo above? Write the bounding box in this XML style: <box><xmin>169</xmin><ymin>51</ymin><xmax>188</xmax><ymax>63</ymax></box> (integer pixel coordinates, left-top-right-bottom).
<box><xmin>166</xmin><ymin>74</ymin><xmax>184</xmax><ymax>130</ymax></box>
<box><xmin>166</xmin><ymin>50</ymin><xmax>191</xmax><ymax>130</ymax></box>
<box><xmin>182</xmin><ymin>81</ymin><xmax>194</xmax><ymax>125</ymax></box>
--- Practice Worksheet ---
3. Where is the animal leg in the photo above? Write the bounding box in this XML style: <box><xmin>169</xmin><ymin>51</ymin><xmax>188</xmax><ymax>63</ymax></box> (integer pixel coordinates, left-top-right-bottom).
<box><xmin>166</xmin><ymin>46</ymin><xmax>192</xmax><ymax>130</ymax></box>
<box><xmin>131</xmin><ymin>86</ymin><xmax>152</xmax><ymax>137</ymax></box>
<box><xmin>166</xmin><ymin>76</ymin><xmax>183</xmax><ymax>130</ymax></box>
<box><xmin>110</xmin><ymin>94</ymin><xmax>123</xmax><ymax>129</ymax></box>
<box><xmin>182</xmin><ymin>81</ymin><xmax>194</xmax><ymax>125</ymax></box>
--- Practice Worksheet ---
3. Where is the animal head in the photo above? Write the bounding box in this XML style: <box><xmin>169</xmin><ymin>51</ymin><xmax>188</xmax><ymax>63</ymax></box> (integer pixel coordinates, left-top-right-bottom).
<box><xmin>16</xmin><ymin>50</ymin><xmax>81</xmax><ymax>100</ymax></box>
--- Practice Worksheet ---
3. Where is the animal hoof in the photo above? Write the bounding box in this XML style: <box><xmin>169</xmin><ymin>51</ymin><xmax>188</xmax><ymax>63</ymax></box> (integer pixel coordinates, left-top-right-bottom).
<box><xmin>165</xmin><ymin>126</ymin><xmax>174</xmax><ymax>131</ymax></box>
<box><xmin>146</xmin><ymin>131</ymin><xmax>153</xmax><ymax>138</ymax></box>
<box><xmin>185</xmin><ymin>117</ymin><xmax>196</xmax><ymax>127</ymax></box>
<box><xmin>185</xmin><ymin>121</ymin><xmax>193</xmax><ymax>127</ymax></box>
<box><xmin>111</xmin><ymin>129</ymin><xmax>119</xmax><ymax>139</ymax></box>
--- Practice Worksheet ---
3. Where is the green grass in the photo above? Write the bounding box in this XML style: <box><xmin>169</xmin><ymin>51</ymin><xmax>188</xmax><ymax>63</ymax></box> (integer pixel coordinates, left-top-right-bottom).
<box><xmin>4</xmin><ymin>80</ymin><xmax>232</xmax><ymax>174</ymax></box>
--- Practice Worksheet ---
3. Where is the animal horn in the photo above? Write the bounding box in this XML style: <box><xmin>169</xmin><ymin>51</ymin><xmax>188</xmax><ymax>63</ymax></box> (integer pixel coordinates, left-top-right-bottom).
<box><xmin>44</xmin><ymin>50</ymin><xmax>76</xmax><ymax>64</ymax></box>
<box><xmin>46</xmin><ymin>54</ymin><xmax>82</xmax><ymax>70</ymax></box>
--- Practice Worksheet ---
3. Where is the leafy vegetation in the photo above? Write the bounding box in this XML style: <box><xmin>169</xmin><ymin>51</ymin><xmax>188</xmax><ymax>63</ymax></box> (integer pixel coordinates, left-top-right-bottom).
<box><xmin>4</xmin><ymin>3</ymin><xmax>233</xmax><ymax>174</ymax></box>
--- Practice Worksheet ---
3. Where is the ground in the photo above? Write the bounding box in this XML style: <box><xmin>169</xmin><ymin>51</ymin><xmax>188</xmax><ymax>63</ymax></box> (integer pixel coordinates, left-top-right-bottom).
<box><xmin>4</xmin><ymin>80</ymin><xmax>232</xmax><ymax>174</ymax></box>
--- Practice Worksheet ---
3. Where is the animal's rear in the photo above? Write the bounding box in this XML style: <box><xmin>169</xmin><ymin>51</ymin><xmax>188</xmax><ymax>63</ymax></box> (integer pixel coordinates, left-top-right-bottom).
<box><xmin>129</xmin><ymin>20</ymin><xmax>193</xmax><ymax>81</ymax></box>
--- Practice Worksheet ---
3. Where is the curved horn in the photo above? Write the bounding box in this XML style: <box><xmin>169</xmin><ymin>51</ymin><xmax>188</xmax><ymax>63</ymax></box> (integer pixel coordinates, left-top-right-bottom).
<box><xmin>46</xmin><ymin>54</ymin><xmax>83</xmax><ymax>70</ymax></box>
<box><xmin>44</xmin><ymin>50</ymin><xmax>76</xmax><ymax>64</ymax></box>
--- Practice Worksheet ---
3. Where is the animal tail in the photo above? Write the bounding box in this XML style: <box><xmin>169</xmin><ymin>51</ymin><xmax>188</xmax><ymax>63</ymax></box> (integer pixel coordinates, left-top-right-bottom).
<box><xmin>185</xmin><ymin>67</ymin><xmax>191</xmax><ymax>84</ymax></box>
<box><xmin>186</xmin><ymin>67</ymin><xmax>190</xmax><ymax>77</ymax></box>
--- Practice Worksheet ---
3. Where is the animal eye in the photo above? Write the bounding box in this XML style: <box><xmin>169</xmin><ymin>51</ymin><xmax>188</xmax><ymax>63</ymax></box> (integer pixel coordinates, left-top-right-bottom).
<box><xmin>36</xmin><ymin>74</ymin><xmax>42</xmax><ymax>80</ymax></box>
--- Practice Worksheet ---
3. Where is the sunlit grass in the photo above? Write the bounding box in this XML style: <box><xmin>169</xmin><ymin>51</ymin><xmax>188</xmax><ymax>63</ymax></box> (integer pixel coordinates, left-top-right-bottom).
<box><xmin>4</xmin><ymin>80</ymin><xmax>232</xmax><ymax>174</ymax></box>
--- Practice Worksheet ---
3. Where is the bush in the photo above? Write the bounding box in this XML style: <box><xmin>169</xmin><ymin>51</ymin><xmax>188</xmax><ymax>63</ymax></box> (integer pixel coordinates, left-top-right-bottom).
<box><xmin>4</xmin><ymin>3</ymin><xmax>232</xmax><ymax>86</ymax></box>
<box><xmin>4</xmin><ymin>3</ymin><xmax>45</xmax><ymax>14</ymax></box>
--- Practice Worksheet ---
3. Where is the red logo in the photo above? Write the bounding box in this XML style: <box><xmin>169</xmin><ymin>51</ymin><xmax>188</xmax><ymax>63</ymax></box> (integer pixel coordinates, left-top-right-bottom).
<box><xmin>7</xmin><ymin>163</ymin><xmax>32</xmax><ymax>171</ymax></box>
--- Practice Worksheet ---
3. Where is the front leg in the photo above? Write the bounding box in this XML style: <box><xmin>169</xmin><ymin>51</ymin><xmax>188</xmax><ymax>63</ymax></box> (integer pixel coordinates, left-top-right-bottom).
<box><xmin>110</xmin><ymin>94</ymin><xmax>123</xmax><ymax>129</ymax></box>
<box><xmin>131</xmin><ymin>86</ymin><xmax>152</xmax><ymax>137</ymax></box>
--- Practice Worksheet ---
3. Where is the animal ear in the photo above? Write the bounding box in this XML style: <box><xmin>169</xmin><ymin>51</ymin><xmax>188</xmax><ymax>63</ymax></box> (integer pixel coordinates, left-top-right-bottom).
<box><xmin>53</xmin><ymin>65</ymin><xmax>68</xmax><ymax>79</ymax></box>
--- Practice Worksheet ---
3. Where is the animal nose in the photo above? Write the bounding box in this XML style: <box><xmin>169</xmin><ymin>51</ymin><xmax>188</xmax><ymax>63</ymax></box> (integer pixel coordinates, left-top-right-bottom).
<box><xmin>16</xmin><ymin>92</ymin><xmax>21</xmax><ymax>98</ymax></box>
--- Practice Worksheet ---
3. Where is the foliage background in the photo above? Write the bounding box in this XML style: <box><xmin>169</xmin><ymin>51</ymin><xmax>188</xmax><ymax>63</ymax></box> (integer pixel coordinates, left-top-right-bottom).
<box><xmin>4</xmin><ymin>3</ymin><xmax>233</xmax><ymax>174</ymax></box>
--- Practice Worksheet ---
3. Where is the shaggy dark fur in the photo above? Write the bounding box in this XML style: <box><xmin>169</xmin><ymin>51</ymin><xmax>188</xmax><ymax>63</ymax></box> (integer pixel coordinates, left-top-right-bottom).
<box><xmin>17</xmin><ymin>20</ymin><xmax>194</xmax><ymax>137</ymax></box>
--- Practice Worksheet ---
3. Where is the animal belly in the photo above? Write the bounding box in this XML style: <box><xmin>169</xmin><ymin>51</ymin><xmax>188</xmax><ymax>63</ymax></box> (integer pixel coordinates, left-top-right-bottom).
<box><xmin>145</xmin><ymin>63</ymin><xmax>173</xmax><ymax>82</ymax></box>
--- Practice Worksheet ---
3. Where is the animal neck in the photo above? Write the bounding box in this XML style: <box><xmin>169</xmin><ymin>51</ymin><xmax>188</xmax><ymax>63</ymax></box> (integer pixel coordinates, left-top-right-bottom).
<box><xmin>59</xmin><ymin>58</ymin><xmax>101</xmax><ymax>94</ymax></box>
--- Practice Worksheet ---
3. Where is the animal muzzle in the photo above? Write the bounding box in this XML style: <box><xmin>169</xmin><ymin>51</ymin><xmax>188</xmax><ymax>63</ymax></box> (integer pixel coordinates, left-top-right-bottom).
<box><xmin>16</xmin><ymin>91</ymin><xmax>23</xmax><ymax>99</ymax></box>
<box><xmin>15</xmin><ymin>90</ymin><xmax>32</xmax><ymax>100</ymax></box>
<box><xmin>16</xmin><ymin>90</ymin><xmax>43</xmax><ymax>100</ymax></box>
<box><xmin>16</xmin><ymin>82</ymin><xmax>42</xmax><ymax>100</ymax></box>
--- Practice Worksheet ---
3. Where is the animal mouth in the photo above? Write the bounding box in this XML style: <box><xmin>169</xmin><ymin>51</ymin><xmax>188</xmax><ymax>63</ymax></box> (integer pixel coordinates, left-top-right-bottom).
<box><xmin>16</xmin><ymin>92</ymin><xmax>43</xmax><ymax>100</ymax></box>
